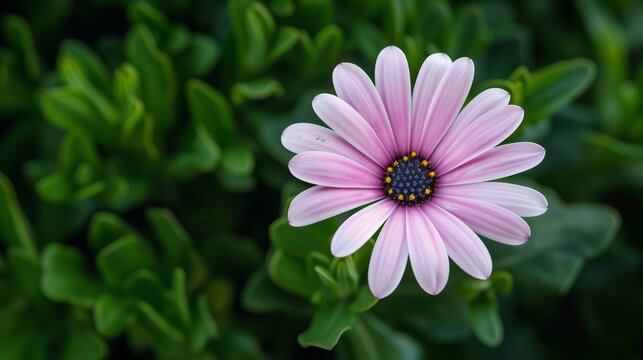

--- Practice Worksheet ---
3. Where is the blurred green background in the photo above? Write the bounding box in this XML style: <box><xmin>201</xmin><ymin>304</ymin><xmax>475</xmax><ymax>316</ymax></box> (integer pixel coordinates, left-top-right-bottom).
<box><xmin>0</xmin><ymin>0</ymin><xmax>641</xmax><ymax>358</ymax></box>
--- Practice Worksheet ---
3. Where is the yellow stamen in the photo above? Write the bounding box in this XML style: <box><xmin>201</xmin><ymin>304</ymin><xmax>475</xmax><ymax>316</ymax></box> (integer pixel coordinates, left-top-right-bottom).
<box><xmin>410</xmin><ymin>151</ymin><xmax>417</xmax><ymax>158</ymax></box>
<box><xmin>385</xmin><ymin>176</ymin><xmax>392</xmax><ymax>184</ymax></box>
<box><xmin>402</xmin><ymin>155</ymin><xmax>409</xmax><ymax>162</ymax></box>
<box><xmin>388</xmin><ymin>189</ymin><xmax>394</xmax><ymax>195</ymax></box>
<box><xmin>386</xmin><ymin>167</ymin><xmax>393</xmax><ymax>173</ymax></box>
<box><xmin>393</xmin><ymin>161</ymin><xmax>399</xmax><ymax>166</ymax></box>
<box><xmin>397</xmin><ymin>194</ymin><xmax>404</xmax><ymax>201</ymax></box>
<box><xmin>409</xmin><ymin>194</ymin><xmax>416</xmax><ymax>201</ymax></box>
<box><xmin>428</xmin><ymin>171</ymin><xmax>436</xmax><ymax>178</ymax></box>
<box><xmin>424</xmin><ymin>188</ymin><xmax>432</xmax><ymax>195</ymax></box>
<box><xmin>421</xmin><ymin>160</ymin><xmax>429</xmax><ymax>167</ymax></box>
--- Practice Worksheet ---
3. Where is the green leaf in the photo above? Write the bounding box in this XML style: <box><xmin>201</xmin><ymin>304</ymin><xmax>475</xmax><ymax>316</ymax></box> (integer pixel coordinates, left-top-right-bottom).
<box><xmin>123</xmin><ymin>269</ymin><xmax>164</xmax><ymax>309</ymax></box>
<box><xmin>221</xmin><ymin>146</ymin><xmax>255</xmax><ymax>177</ymax></box>
<box><xmin>146</xmin><ymin>208</ymin><xmax>191</xmax><ymax>269</ymax></box>
<box><xmin>172</xmin><ymin>267</ymin><xmax>191</xmax><ymax>328</ymax></box>
<box><xmin>241</xmin><ymin>268</ymin><xmax>312</xmax><ymax>315</ymax></box>
<box><xmin>176</xmin><ymin>34</ymin><xmax>220</xmax><ymax>79</ymax></box>
<box><xmin>447</xmin><ymin>5</ymin><xmax>487</xmax><ymax>58</ymax></box>
<box><xmin>7</xmin><ymin>247</ymin><xmax>40</xmax><ymax>300</ymax></box>
<box><xmin>269</xmin><ymin>217</ymin><xmax>333</xmax><ymax>260</ymax></box>
<box><xmin>523</xmin><ymin>58</ymin><xmax>596</xmax><ymax>124</ymax></box>
<box><xmin>190</xmin><ymin>294</ymin><xmax>219</xmax><ymax>352</ymax></box>
<box><xmin>41</xmin><ymin>244</ymin><xmax>102</xmax><ymax>308</ymax></box>
<box><xmin>138</xmin><ymin>301</ymin><xmax>184</xmax><ymax>343</ymax></box>
<box><xmin>58</xmin><ymin>54</ymin><xmax>118</xmax><ymax>124</ymax></box>
<box><xmin>94</xmin><ymin>293</ymin><xmax>138</xmax><ymax>337</ymax></box>
<box><xmin>313</xmin><ymin>25</ymin><xmax>343</xmax><ymax>69</ymax></box>
<box><xmin>60</xmin><ymin>40</ymin><xmax>111</xmax><ymax>95</ymax></box>
<box><xmin>36</xmin><ymin>172</ymin><xmax>72</xmax><ymax>203</ymax></box>
<box><xmin>298</xmin><ymin>302</ymin><xmax>357</xmax><ymax>350</ymax></box>
<box><xmin>268</xmin><ymin>26</ymin><xmax>300</xmax><ymax>64</ymax></box>
<box><xmin>62</xmin><ymin>323</ymin><xmax>108</xmax><ymax>360</ymax></box>
<box><xmin>40</xmin><ymin>87</ymin><xmax>116</xmax><ymax>143</ymax></box>
<box><xmin>96</xmin><ymin>235</ymin><xmax>154</xmax><ymax>286</ymax></box>
<box><xmin>125</xmin><ymin>25</ymin><xmax>176</xmax><ymax>130</ymax></box>
<box><xmin>489</xmin><ymin>188</ymin><xmax>620</xmax><ymax>295</ymax></box>
<box><xmin>349</xmin><ymin>286</ymin><xmax>378</xmax><ymax>313</ymax></box>
<box><xmin>3</xmin><ymin>15</ymin><xmax>41</xmax><ymax>80</ymax></box>
<box><xmin>268</xmin><ymin>249</ymin><xmax>316</xmax><ymax>298</ymax></box>
<box><xmin>186</xmin><ymin>79</ymin><xmax>235</xmax><ymax>146</ymax></box>
<box><xmin>468</xmin><ymin>298</ymin><xmax>503</xmax><ymax>347</ymax></box>
<box><xmin>337</xmin><ymin>313</ymin><xmax>423</xmax><ymax>360</ymax></box>
<box><xmin>0</xmin><ymin>172</ymin><xmax>36</xmax><ymax>253</ymax></box>
<box><xmin>88</xmin><ymin>212</ymin><xmax>137</xmax><ymax>252</ymax></box>
<box><xmin>230</xmin><ymin>77</ymin><xmax>283</xmax><ymax>105</ymax></box>
<box><xmin>127</xmin><ymin>1</ymin><xmax>169</xmax><ymax>33</ymax></box>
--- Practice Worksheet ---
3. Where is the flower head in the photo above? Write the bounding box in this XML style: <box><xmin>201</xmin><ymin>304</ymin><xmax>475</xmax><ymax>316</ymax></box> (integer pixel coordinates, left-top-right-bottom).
<box><xmin>282</xmin><ymin>46</ymin><xmax>547</xmax><ymax>298</ymax></box>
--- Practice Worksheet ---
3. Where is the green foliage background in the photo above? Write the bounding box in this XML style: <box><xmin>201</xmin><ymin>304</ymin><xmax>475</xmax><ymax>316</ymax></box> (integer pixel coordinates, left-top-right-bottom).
<box><xmin>0</xmin><ymin>0</ymin><xmax>641</xmax><ymax>358</ymax></box>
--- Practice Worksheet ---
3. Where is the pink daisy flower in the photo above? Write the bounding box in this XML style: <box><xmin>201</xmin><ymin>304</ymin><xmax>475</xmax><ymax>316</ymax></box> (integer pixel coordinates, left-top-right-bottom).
<box><xmin>282</xmin><ymin>46</ymin><xmax>547</xmax><ymax>299</ymax></box>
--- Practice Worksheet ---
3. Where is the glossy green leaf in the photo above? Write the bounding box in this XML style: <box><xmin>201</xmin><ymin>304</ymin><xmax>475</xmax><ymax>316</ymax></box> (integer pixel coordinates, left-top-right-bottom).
<box><xmin>60</xmin><ymin>40</ymin><xmax>111</xmax><ymax>95</ymax></box>
<box><xmin>267</xmin><ymin>249</ymin><xmax>316</xmax><ymax>298</ymax></box>
<box><xmin>298</xmin><ymin>302</ymin><xmax>357</xmax><ymax>350</ymax></box>
<box><xmin>221</xmin><ymin>146</ymin><xmax>255</xmax><ymax>177</ymax></box>
<box><xmin>489</xmin><ymin>189</ymin><xmax>620</xmax><ymax>295</ymax></box>
<box><xmin>62</xmin><ymin>323</ymin><xmax>108</xmax><ymax>360</ymax></box>
<box><xmin>269</xmin><ymin>217</ymin><xmax>332</xmax><ymax>259</ymax></box>
<box><xmin>123</xmin><ymin>269</ymin><xmax>164</xmax><ymax>308</ymax></box>
<box><xmin>447</xmin><ymin>5</ymin><xmax>486</xmax><ymax>58</ymax></box>
<box><xmin>190</xmin><ymin>294</ymin><xmax>219</xmax><ymax>352</ymax></box>
<box><xmin>172</xmin><ymin>267</ymin><xmax>191</xmax><ymax>327</ymax></box>
<box><xmin>3</xmin><ymin>15</ymin><xmax>41</xmax><ymax>79</ymax></box>
<box><xmin>138</xmin><ymin>301</ymin><xmax>184</xmax><ymax>343</ymax></box>
<box><xmin>241</xmin><ymin>268</ymin><xmax>312</xmax><ymax>315</ymax></box>
<box><xmin>96</xmin><ymin>235</ymin><xmax>154</xmax><ymax>286</ymax></box>
<box><xmin>268</xmin><ymin>26</ymin><xmax>300</xmax><ymax>64</ymax></box>
<box><xmin>127</xmin><ymin>1</ymin><xmax>170</xmax><ymax>33</ymax></box>
<box><xmin>40</xmin><ymin>87</ymin><xmax>116</xmax><ymax>143</ymax></box>
<box><xmin>348</xmin><ymin>286</ymin><xmax>378</xmax><ymax>313</ymax></box>
<box><xmin>337</xmin><ymin>314</ymin><xmax>423</xmax><ymax>360</ymax></box>
<box><xmin>523</xmin><ymin>59</ymin><xmax>596</xmax><ymax>124</ymax></box>
<box><xmin>230</xmin><ymin>77</ymin><xmax>283</xmax><ymax>105</ymax></box>
<box><xmin>0</xmin><ymin>173</ymin><xmax>36</xmax><ymax>253</ymax></box>
<box><xmin>94</xmin><ymin>293</ymin><xmax>137</xmax><ymax>337</ymax></box>
<box><xmin>41</xmin><ymin>244</ymin><xmax>102</xmax><ymax>308</ymax></box>
<box><xmin>125</xmin><ymin>25</ymin><xmax>176</xmax><ymax>130</ymax></box>
<box><xmin>175</xmin><ymin>34</ymin><xmax>220</xmax><ymax>79</ymax></box>
<box><xmin>88</xmin><ymin>212</ymin><xmax>137</xmax><ymax>252</ymax></box>
<box><xmin>146</xmin><ymin>208</ymin><xmax>191</xmax><ymax>269</ymax></box>
<box><xmin>468</xmin><ymin>298</ymin><xmax>503</xmax><ymax>347</ymax></box>
<box><xmin>36</xmin><ymin>172</ymin><xmax>72</xmax><ymax>203</ymax></box>
<box><xmin>313</xmin><ymin>25</ymin><xmax>343</xmax><ymax>69</ymax></box>
<box><xmin>186</xmin><ymin>79</ymin><xmax>235</xmax><ymax>145</ymax></box>
<box><xmin>7</xmin><ymin>247</ymin><xmax>40</xmax><ymax>300</ymax></box>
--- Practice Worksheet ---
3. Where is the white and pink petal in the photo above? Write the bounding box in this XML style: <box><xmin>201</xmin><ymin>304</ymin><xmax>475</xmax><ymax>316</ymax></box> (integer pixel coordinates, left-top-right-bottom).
<box><xmin>288</xmin><ymin>186</ymin><xmax>384</xmax><ymax>227</ymax></box>
<box><xmin>368</xmin><ymin>208</ymin><xmax>407</xmax><ymax>298</ymax></box>
<box><xmin>288</xmin><ymin>151</ymin><xmax>381</xmax><ymax>188</ymax></box>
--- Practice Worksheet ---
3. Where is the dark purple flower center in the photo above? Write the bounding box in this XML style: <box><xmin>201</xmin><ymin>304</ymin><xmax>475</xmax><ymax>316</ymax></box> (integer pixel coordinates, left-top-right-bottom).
<box><xmin>383</xmin><ymin>151</ymin><xmax>437</xmax><ymax>206</ymax></box>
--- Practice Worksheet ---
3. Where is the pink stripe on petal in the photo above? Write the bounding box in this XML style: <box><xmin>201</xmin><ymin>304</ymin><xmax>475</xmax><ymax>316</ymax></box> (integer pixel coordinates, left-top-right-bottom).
<box><xmin>433</xmin><ymin>194</ymin><xmax>531</xmax><ymax>245</ymax></box>
<box><xmin>376</xmin><ymin>46</ymin><xmax>412</xmax><ymax>154</ymax></box>
<box><xmin>331</xmin><ymin>199</ymin><xmax>397</xmax><ymax>257</ymax></box>
<box><xmin>406</xmin><ymin>207</ymin><xmax>449</xmax><ymax>295</ymax></box>
<box><xmin>436</xmin><ymin>105</ymin><xmax>524</xmax><ymax>174</ymax></box>
<box><xmin>440</xmin><ymin>142</ymin><xmax>545</xmax><ymax>185</ymax></box>
<box><xmin>313</xmin><ymin>94</ymin><xmax>391</xmax><ymax>165</ymax></box>
<box><xmin>281</xmin><ymin>123</ymin><xmax>380</xmax><ymax>173</ymax></box>
<box><xmin>368</xmin><ymin>208</ymin><xmax>407</xmax><ymax>299</ymax></box>
<box><xmin>438</xmin><ymin>182</ymin><xmax>548</xmax><ymax>217</ymax></box>
<box><xmin>417</xmin><ymin>57</ymin><xmax>474</xmax><ymax>158</ymax></box>
<box><xmin>432</xmin><ymin>88</ymin><xmax>510</xmax><ymax>164</ymax></box>
<box><xmin>288</xmin><ymin>151</ymin><xmax>381</xmax><ymax>188</ymax></box>
<box><xmin>410</xmin><ymin>53</ymin><xmax>452</xmax><ymax>150</ymax></box>
<box><xmin>288</xmin><ymin>186</ymin><xmax>385</xmax><ymax>227</ymax></box>
<box><xmin>333</xmin><ymin>63</ymin><xmax>398</xmax><ymax>156</ymax></box>
<box><xmin>421</xmin><ymin>203</ymin><xmax>492</xmax><ymax>279</ymax></box>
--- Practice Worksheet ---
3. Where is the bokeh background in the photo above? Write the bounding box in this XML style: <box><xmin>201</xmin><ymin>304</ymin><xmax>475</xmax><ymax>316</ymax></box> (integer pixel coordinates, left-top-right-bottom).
<box><xmin>0</xmin><ymin>0</ymin><xmax>641</xmax><ymax>359</ymax></box>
